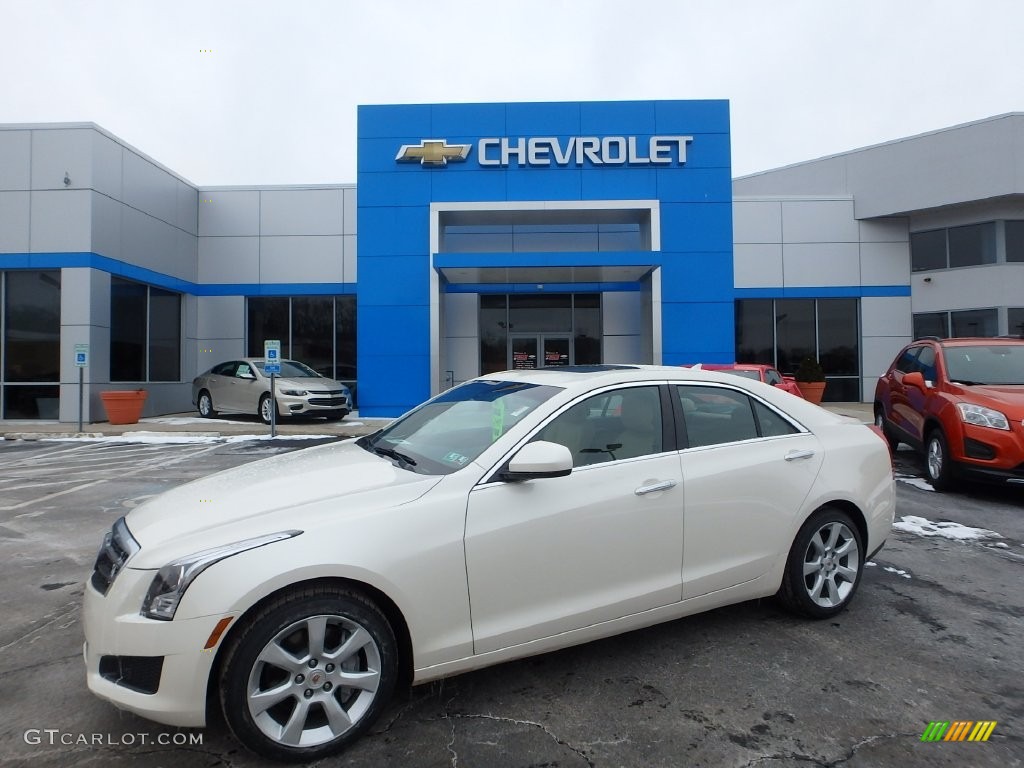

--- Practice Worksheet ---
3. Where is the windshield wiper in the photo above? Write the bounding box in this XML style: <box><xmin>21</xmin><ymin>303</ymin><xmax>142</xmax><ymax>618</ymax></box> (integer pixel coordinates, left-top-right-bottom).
<box><xmin>373</xmin><ymin>445</ymin><xmax>417</xmax><ymax>468</ymax></box>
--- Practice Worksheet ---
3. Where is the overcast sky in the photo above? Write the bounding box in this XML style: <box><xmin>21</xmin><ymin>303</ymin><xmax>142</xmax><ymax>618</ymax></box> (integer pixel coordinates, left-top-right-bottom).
<box><xmin>3</xmin><ymin>0</ymin><xmax>1023</xmax><ymax>186</ymax></box>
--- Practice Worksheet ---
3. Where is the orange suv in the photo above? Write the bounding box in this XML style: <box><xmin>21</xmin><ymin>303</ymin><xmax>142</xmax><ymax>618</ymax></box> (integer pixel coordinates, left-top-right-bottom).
<box><xmin>874</xmin><ymin>337</ymin><xmax>1024</xmax><ymax>490</ymax></box>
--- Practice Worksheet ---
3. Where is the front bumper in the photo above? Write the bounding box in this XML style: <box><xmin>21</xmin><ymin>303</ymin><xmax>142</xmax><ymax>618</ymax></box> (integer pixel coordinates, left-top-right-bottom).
<box><xmin>82</xmin><ymin>568</ymin><xmax>226</xmax><ymax>728</ymax></box>
<box><xmin>276</xmin><ymin>392</ymin><xmax>350</xmax><ymax>416</ymax></box>
<box><xmin>954</xmin><ymin>424</ymin><xmax>1024</xmax><ymax>485</ymax></box>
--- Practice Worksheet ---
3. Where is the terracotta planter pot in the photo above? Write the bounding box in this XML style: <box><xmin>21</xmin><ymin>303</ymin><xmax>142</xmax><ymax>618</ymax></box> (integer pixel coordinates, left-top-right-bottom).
<box><xmin>100</xmin><ymin>390</ymin><xmax>148</xmax><ymax>425</ymax></box>
<box><xmin>798</xmin><ymin>381</ymin><xmax>826</xmax><ymax>405</ymax></box>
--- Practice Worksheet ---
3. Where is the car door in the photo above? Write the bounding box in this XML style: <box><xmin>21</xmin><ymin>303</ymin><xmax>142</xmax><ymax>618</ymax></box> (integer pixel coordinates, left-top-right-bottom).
<box><xmin>463</xmin><ymin>384</ymin><xmax>684</xmax><ymax>654</ymax></box>
<box><xmin>207</xmin><ymin>361</ymin><xmax>240</xmax><ymax>412</ymax></box>
<box><xmin>675</xmin><ymin>384</ymin><xmax>823</xmax><ymax>599</ymax></box>
<box><xmin>888</xmin><ymin>346</ymin><xmax>922</xmax><ymax>437</ymax></box>
<box><xmin>234</xmin><ymin>361</ymin><xmax>264</xmax><ymax>413</ymax></box>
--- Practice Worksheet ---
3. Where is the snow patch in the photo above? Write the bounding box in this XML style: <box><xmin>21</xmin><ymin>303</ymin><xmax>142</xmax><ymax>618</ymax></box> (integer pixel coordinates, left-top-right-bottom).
<box><xmin>896</xmin><ymin>476</ymin><xmax>935</xmax><ymax>492</ymax></box>
<box><xmin>865</xmin><ymin>561</ymin><xmax>877</xmax><ymax>567</ymax></box>
<box><xmin>893</xmin><ymin>515</ymin><xmax>1003</xmax><ymax>542</ymax></box>
<box><xmin>883</xmin><ymin>566</ymin><xmax>912</xmax><ymax>579</ymax></box>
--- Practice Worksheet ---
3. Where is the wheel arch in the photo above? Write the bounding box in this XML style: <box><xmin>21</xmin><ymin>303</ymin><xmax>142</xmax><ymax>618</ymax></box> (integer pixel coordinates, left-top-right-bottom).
<box><xmin>205</xmin><ymin>575</ymin><xmax>414</xmax><ymax>721</ymax></box>
<box><xmin>814</xmin><ymin>499</ymin><xmax>868</xmax><ymax>557</ymax></box>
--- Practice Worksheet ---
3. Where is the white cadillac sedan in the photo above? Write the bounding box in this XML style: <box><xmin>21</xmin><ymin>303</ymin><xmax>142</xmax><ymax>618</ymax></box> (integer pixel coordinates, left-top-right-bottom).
<box><xmin>84</xmin><ymin>365</ymin><xmax>894</xmax><ymax>762</ymax></box>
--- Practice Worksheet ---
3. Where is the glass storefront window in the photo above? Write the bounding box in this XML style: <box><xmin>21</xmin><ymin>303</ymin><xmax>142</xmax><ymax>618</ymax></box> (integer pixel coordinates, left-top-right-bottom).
<box><xmin>913</xmin><ymin>312</ymin><xmax>949</xmax><ymax>339</ymax></box>
<box><xmin>947</xmin><ymin>222</ymin><xmax>996</xmax><ymax>268</ymax></box>
<box><xmin>149</xmin><ymin>288</ymin><xmax>181</xmax><ymax>382</ymax></box>
<box><xmin>110</xmin><ymin>278</ymin><xmax>147</xmax><ymax>382</ymax></box>
<box><xmin>951</xmin><ymin>308</ymin><xmax>998</xmax><ymax>337</ymax></box>
<box><xmin>110</xmin><ymin>279</ymin><xmax>181</xmax><ymax>383</ymax></box>
<box><xmin>735</xmin><ymin>300</ymin><xmax>774</xmax><ymax>364</ymax></box>
<box><xmin>292</xmin><ymin>297</ymin><xmax>334</xmax><ymax>376</ymax></box>
<box><xmin>774</xmin><ymin>299</ymin><xmax>816</xmax><ymax>374</ymax></box>
<box><xmin>246</xmin><ymin>296</ymin><xmax>356</xmax><ymax>387</ymax></box>
<box><xmin>1</xmin><ymin>270</ymin><xmax>62</xmax><ymax>419</ymax></box>
<box><xmin>4</xmin><ymin>271</ymin><xmax>61</xmax><ymax>383</ymax></box>
<box><xmin>247</xmin><ymin>297</ymin><xmax>290</xmax><ymax>358</ymax></box>
<box><xmin>1006</xmin><ymin>221</ymin><xmax>1024</xmax><ymax>263</ymax></box>
<box><xmin>1009</xmin><ymin>307</ymin><xmax>1024</xmax><ymax>338</ymax></box>
<box><xmin>735</xmin><ymin>298</ymin><xmax>861</xmax><ymax>402</ymax></box>
<box><xmin>573</xmin><ymin>294</ymin><xmax>602</xmax><ymax>365</ymax></box>
<box><xmin>911</xmin><ymin>230</ymin><xmax>947</xmax><ymax>272</ymax></box>
<box><xmin>440</xmin><ymin>210</ymin><xmax>648</xmax><ymax>254</ymax></box>
<box><xmin>818</xmin><ymin>299</ymin><xmax>859</xmax><ymax>376</ymax></box>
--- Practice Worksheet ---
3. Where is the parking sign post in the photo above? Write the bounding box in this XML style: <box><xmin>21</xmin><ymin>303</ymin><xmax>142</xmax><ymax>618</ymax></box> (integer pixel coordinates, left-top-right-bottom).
<box><xmin>263</xmin><ymin>340</ymin><xmax>282</xmax><ymax>438</ymax></box>
<box><xmin>74</xmin><ymin>344</ymin><xmax>89</xmax><ymax>432</ymax></box>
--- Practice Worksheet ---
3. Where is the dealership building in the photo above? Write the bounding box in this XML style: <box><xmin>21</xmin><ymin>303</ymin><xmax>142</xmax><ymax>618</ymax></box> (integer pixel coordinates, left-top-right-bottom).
<box><xmin>1</xmin><ymin>101</ymin><xmax>1022</xmax><ymax>420</ymax></box>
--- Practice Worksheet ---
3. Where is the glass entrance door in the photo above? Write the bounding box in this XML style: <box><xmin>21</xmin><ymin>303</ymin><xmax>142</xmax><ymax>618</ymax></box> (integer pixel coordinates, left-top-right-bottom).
<box><xmin>510</xmin><ymin>335</ymin><xmax>571</xmax><ymax>369</ymax></box>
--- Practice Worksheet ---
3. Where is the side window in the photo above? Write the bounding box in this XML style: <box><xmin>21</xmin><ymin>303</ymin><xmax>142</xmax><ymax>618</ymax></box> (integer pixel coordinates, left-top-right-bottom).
<box><xmin>895</xmin><ymin>347</ymin><xmax>921</xmax><ymax>374</ymax></box>
<box><xmin>752</xmin><ymin>400</ymin><xmax>798</xmax><ymax>437</ymax></box>
<box><xmin>676</xmin><ymin>385</ymin><xmax>760</xmax><ymax>447</ymax></box>
<box><xmin>235</xmin><ymin>363</ymin><xmax>253</xmax><ymax>378</ymax></box>
<box><xmin>764</xmin><ymin>369</ymin><xmax>783</xmax><ymax>386</ymax></box>
<box><xmin>211</xmin><ymin>362</ymin><xmax>235</xmax><ymax>376</ymax></box>
<box><xmin>915</xmin><ymin>346</ymin><xmax>937</xmax><ymax>382</ymax></box>
<box><xmin>534</xmin><ymin>386</ymin><xmax>663</xmax><ymax>467</ymax></box>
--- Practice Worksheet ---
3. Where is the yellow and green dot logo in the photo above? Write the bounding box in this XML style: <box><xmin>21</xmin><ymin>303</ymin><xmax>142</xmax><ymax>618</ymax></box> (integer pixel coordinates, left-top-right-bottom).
<box><xmin>921</xmin><ymin>721</ymin><xmax>997</xmax><ymax>742</ymax></box>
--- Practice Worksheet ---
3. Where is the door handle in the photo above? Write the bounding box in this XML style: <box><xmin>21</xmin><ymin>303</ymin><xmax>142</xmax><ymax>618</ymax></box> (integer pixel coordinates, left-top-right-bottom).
<box><xmin>634</xmin><ymin>480</ymin><xmax>677</xmax><ymax>496</ymax></box>
<box><xmin>784</xmin><ymin>449</ymin><xmax>815</xmax><ymax>461</ymax></box>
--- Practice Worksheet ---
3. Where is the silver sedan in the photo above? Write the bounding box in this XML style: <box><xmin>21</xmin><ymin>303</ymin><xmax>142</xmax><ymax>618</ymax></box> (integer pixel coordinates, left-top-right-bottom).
<box><xmin>192</xmin><ymin>358</ymin><xmax>352</xmax><ymax>423</ymax></box>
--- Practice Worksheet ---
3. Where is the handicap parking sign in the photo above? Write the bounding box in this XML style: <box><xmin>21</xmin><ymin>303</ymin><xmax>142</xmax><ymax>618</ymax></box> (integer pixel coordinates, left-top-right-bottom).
<box><xmin>264</xmin><ymin>340</ymin><xmax>281</xmax><ymax>373</ymax></box>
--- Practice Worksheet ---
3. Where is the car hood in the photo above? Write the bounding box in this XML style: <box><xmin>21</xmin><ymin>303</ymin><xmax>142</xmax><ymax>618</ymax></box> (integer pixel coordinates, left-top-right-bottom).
<box><xmin>125</xmin><ymin>441</ymin><xmax>440</xmax><ymax>568</ymax></box>
<box><xmin>273</xmin><ymin>376</ymin><xmax>345</xmax><ymax>391</ymax></box>
<box><xmin>954</xmin><ymin>384</ymin><xmax>1024</xmax><ymax>414</ymax></box>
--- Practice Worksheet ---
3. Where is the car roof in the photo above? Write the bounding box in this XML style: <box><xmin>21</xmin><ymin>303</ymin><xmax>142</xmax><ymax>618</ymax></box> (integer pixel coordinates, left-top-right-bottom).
<box><xmin>935</xmin><ymin>337</ymin><xmax>1024</xmax><ymax>346</ymax></box>
<box><xmin>478</xmin><ymin>364</ymin><xmax>764</xmax><ymax>389</ymax></box>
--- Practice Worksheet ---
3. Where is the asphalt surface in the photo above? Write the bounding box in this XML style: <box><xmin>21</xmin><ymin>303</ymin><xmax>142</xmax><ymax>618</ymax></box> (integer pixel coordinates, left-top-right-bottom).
<box><xmin>0</xmin><ymin>432</ymin><xmax>1020</xmax><ymax>767</ymax></box>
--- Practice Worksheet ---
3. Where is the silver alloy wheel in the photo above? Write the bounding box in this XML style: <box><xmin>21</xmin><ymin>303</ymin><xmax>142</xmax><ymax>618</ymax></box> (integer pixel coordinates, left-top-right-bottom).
<box><xmin>199</xmin><ymin>392</ymin><xmax>212</xmax><ymax>417</ymax></box>
<box><xmin>246</xmin><ymin>614</ymin><xmax>382</xmax><ymax>748</ymax></box>
<box><xmin>260</xmin><ymin>396</ymin><xmax>273</xmax><ymax>424</ymax></box>
<box><xmin>927</xmin><ymin>435</ymin><xmax>943</xmax><ymax>480</ymax></box>
<box><xmin>801</xmin><ymin>521</ymin><xmax>860</xmax><ymax>608</ymax></box>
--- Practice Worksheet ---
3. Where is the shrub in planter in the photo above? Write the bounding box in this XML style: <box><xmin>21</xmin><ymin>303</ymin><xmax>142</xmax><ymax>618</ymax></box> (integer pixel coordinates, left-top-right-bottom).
<box><xmin>794</xmin><ymin>357</ymin><xmax>826</xmax><ymax>404</ymax></box>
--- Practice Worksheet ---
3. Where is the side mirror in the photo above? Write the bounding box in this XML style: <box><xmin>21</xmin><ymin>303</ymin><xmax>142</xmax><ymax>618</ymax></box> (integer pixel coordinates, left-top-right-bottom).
<box><xmin>902</xmin><ymin>371</ymin><xmax>927</xmax><ymax>390</ymax></box>
<box><xmin>500</xmin><ymin>440</ymin><xmax>573</xmax><ymax>482</ymax></box>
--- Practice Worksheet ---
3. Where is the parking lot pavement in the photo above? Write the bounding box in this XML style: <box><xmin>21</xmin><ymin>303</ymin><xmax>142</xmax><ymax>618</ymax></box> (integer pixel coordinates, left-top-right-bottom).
<box><xmin>0</xmin><ymin>435</ymin><xmax>1021</xmax><ymax>767</ymax></box>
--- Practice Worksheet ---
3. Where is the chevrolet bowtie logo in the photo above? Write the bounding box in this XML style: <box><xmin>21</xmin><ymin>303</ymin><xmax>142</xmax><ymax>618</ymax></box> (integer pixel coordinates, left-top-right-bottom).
<box><xmin>395</xmin><ymin>139</ymin><xmax>471</xmax><ymax>166</ymax></box>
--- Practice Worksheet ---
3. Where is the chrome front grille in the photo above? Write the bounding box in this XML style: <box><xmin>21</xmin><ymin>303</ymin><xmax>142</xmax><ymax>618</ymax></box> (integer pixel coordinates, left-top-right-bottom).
<box><xmin>91</xmin><ymin>517</ymin><xmax>140</xmax><ymax>595</ymax></box>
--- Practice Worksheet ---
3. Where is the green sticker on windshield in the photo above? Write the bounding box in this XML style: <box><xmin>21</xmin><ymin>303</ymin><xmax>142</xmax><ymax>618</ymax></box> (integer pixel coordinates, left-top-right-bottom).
<box><xmin>491</xmin><ymin>399</ymin><xmax>506</xmax><ymax>442</ymax></box>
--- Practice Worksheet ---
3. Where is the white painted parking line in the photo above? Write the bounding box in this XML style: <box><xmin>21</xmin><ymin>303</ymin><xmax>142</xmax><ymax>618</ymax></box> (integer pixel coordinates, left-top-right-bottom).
<box><xmin>0</xmin><ymin>442</ymin><xmax>230</xmax><ymax>511</ymax></box>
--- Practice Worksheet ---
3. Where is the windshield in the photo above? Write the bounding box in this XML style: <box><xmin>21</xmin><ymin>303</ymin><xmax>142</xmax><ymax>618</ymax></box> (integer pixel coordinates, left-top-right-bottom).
<box><xmin>253</xmin><ymin>360</ymin><xmax>323</xmax><ymax>378</ymax></box>
<box><xmin>358</xmin><ymin>380</ymin><xmax>561</xmax><ymax>475</ymax></box>
<box><xmin>943</xmin><ymin>344</ymin><xmax>1024</xmax><ymax>385</ymax></box>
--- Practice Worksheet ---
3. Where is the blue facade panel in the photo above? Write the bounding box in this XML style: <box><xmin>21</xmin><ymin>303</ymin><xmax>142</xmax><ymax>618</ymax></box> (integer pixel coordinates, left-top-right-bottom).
<box><xmin>358</xmin><ymin>100</ymin><xmax>734</xmax><ymax>416</ymax></box>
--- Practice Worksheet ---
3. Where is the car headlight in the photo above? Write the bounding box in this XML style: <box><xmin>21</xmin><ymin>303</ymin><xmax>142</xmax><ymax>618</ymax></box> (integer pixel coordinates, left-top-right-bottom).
<box><xmin>140</xmin><ymin>530</ymin><xmax>302</xmax><ymax>620</ymax></box>
<box><xmin>956</xmin><ymin>403</ymin><xmax>1010</xmax><ymax>430</ymax></box>
<box><xmin>280</xmin><ymin>389</ymin><xmax>308</xmax><ymax>396</ymax></box>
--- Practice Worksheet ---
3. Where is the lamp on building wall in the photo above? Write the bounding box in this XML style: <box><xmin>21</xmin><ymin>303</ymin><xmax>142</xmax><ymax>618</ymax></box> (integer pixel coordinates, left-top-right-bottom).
<box><xmin>63</xmin><ymin>172</ymin><xmax>71</xmax><ymax>186</ymax></box>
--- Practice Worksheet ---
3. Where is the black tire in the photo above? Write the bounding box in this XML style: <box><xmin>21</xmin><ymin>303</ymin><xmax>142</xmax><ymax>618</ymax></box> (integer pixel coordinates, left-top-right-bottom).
<box><xmin>873</xmin><ymin>405</ymin><xmax>899</xmax><ymax>452</ymax></box>
<box><xmin>925</xmin><ymin>428</ymin><xmax>956</xmax><ymax>491</ymax></box>
<box><xmin>197</xmin><ymin>390</ymin><xmax>217</xmax><ymax>418</ymax></box>
<box><xmin>778</xmin><ymin>507</ymin><xmax>864</xmax><ymax>619</ymax></box>
<box><xmin>259</xmin><ymin>394</ymin><xmax>278</xmax><ymax>425</ymax></box>
<box><xmin>220</xmin><ymin>586</ymin><xmax>398</xmax><ymax>763</ymax></box>
<box><xmin>324</xmin><ymin>410</ymin><xmax>348</xmax><ymax>422</ymax></box>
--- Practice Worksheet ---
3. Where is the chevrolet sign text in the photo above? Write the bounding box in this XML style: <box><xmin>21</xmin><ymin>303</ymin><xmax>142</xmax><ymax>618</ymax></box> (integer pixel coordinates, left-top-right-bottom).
<box><xmin>477</xmin><ymin>136</ymin><xmax>693</xmax><ymax>167</ymax></box>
